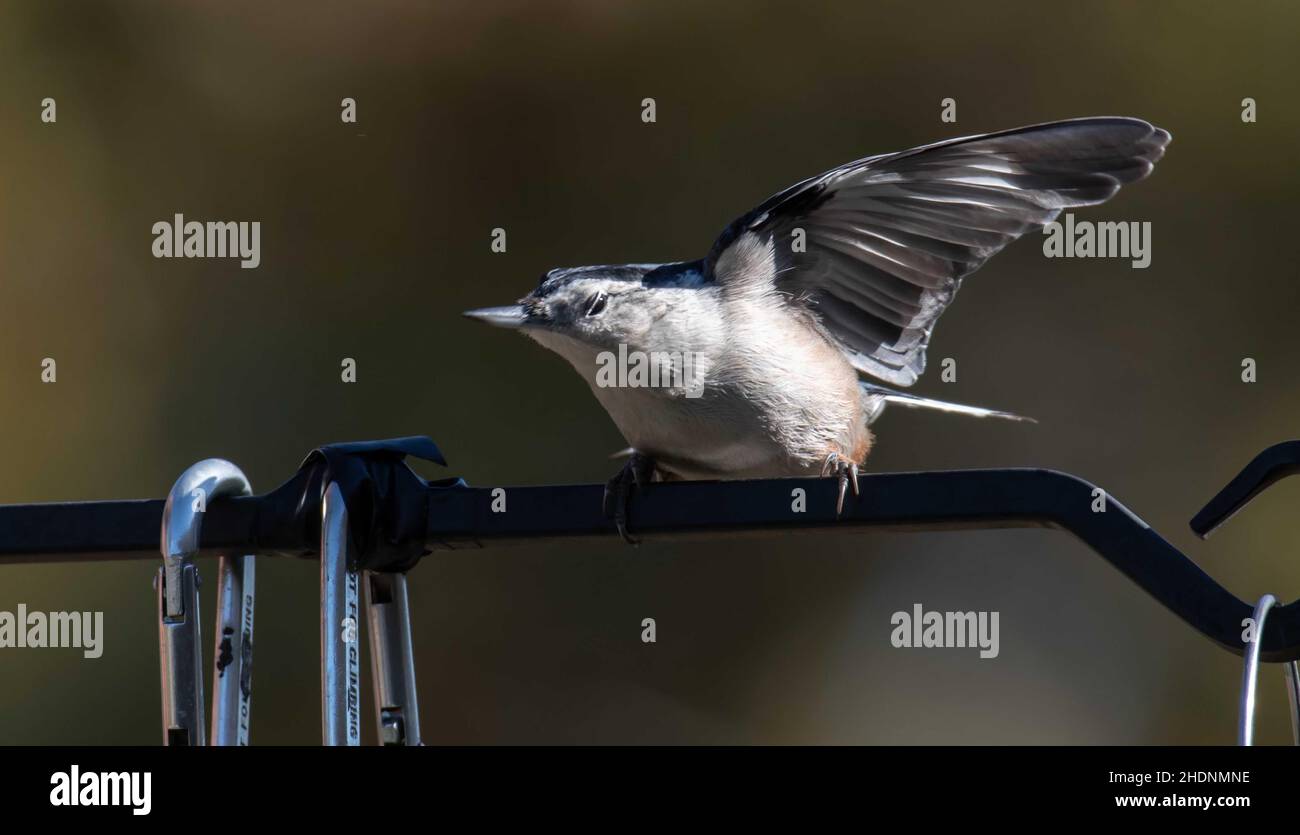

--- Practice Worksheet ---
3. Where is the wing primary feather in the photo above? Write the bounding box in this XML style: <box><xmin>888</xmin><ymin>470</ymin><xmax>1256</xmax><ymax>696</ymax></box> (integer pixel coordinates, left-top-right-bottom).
<box><xmin>704</xmin><ymin>117</ymin><xmax>1171</xmax><ymax>388</ymax></box>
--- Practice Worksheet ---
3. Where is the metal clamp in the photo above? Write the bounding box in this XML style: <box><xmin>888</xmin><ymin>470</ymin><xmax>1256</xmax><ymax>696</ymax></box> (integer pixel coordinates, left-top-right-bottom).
<box><xmin>158</xmin><ymin>459</ymin><xmax>255</xmax><ymax>746</ymax></box>
<box><xmin>321</xmin><ymin>481</ymin><xmax>362</xmax><ymax>746</ymax></box>
<box><xmin>366</xmin><ymin>571</ymin><xmax>421</xmax><ymax>745</ymax></box>
<box><xmin>321</xmin><ymin>480</ymin><xmax>424</xmax><ymax>745</ymax></box>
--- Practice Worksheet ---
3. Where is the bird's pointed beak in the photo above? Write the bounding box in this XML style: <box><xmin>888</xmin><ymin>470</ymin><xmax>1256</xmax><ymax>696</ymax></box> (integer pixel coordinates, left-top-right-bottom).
<box><xmin>463</xmin><ymin>305</ymin><xmax>527</xmax><ymax>329</ymax></box>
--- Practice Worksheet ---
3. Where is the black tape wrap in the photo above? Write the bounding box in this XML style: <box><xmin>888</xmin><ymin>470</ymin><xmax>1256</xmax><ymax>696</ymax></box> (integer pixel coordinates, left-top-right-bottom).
<box><xmin>264</xmin><ymin>436</ymin><xmax>448</xmax><ymax>572</ymax></box>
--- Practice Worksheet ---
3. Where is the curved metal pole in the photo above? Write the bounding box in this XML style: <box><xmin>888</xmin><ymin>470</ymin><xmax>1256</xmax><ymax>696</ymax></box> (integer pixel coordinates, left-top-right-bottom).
<box><xmin>1239</xmin><ymin>594</ymin><xmax>1276</xmax><ymax>745</ymax></box>
<box><xmin>158</xmin><ymin>459</ymin><xmax>253</xmax><ymax>746</ymax></box>
<box><xmin>424</xmin><ymin>465</ymin><xmax>1300</xmax><ymax>659</ymax></box>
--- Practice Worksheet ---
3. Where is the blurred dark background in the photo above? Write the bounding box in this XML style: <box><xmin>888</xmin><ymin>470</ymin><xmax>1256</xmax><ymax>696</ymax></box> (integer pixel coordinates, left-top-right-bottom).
<box><xmin>0</xmin><ymin>0</ymin><xmax>1297</xmax><ymax>744</ymax></box>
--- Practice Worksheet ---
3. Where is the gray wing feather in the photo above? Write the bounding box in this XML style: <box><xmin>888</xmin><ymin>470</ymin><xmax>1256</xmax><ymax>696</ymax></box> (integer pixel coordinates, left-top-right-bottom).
<box><xmin>860</xmin><ymin>381</ymin><xmax>1034</xmax><ymax>425</ymax></box>
<box><xmin>704</xmin><ymin>118</ymin><xmax>1171</xmax><ymax>385</ymax></box>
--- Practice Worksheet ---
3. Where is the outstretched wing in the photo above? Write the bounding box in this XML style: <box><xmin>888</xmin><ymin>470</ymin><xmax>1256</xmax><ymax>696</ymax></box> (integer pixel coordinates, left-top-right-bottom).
<box><xmin>703</xmin><ymin>118</ymin><xmax>1171</xmax><ymax>386</ymax></box>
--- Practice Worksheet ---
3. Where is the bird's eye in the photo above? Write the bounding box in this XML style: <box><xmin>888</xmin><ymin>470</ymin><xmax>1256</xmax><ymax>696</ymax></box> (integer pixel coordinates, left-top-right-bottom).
<box><xmin>584</xmin><ymin>291</ymin><xmax>608</xmax><ymax>316</ymax></box>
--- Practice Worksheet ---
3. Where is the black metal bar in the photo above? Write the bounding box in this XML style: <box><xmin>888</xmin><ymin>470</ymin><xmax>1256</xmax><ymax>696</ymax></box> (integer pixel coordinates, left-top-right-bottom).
<box><xmin>424</xmin><ymin>469</ymin><xmax>1296</xmax><ymax>661</ymax></box>
<box><xmin>1</xmin><ymin>442</ymin><xmax>1297</xmax><ymax>660</ymax></box>
<box><xmin>0</xmin><ymin>493</ymin><xmax>302</xmax><ymax>564</ymax></box>
<box><xmin>0</xmin><ymin>499</ymin><xmax>167</xmax><ymax>564</ymax></box>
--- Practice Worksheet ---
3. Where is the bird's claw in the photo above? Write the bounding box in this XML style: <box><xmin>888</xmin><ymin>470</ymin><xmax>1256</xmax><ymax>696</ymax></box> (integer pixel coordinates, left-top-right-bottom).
<box><xmin>603</xmin><ymin>452</ymin><xmax>655</xmax><ymax>544</ymax></box>
<box><xmin>821</xmin><ymin>452</ymin><xmax>860</xmax><ymax>517</ymax></box>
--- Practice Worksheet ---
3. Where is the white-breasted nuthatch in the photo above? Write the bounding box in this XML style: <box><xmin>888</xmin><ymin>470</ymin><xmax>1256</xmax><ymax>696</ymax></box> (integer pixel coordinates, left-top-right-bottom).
<box><xmin>467</xmin><ymin>117</ymin><xmax>1170</xmax><ymax>540</ymax></box>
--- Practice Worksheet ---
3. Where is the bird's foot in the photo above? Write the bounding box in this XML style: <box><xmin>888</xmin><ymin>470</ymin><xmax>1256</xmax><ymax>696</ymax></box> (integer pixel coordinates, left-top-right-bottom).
<box><xmin>603</xmin><ymin>452</ymin><xmax>656</xmax><ymax>545</ymax></box>
<box><xmin>821</xmin><ymin>451</ymin><xmax>861</xmax><ymax>517</ymax></box>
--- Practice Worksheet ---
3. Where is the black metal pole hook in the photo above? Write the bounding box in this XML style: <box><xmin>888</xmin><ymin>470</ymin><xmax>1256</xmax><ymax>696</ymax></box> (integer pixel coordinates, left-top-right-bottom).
<box><xmin>1191</xmin><ymin>440</ymin><xmax>1300</xmax><ymax>539</ymax></box>
<box><xmin>1187</xmin><ymin>441</ymin><xmax>1300</xmax><ymax>663</ymax></box>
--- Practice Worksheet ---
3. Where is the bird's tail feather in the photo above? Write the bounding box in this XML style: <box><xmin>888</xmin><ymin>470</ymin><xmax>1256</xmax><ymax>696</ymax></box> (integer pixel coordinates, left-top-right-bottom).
<box><xmin>859</xmin><ymin>381</ymin><xmax>1035</xmax><ymax>424</ymax></box>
